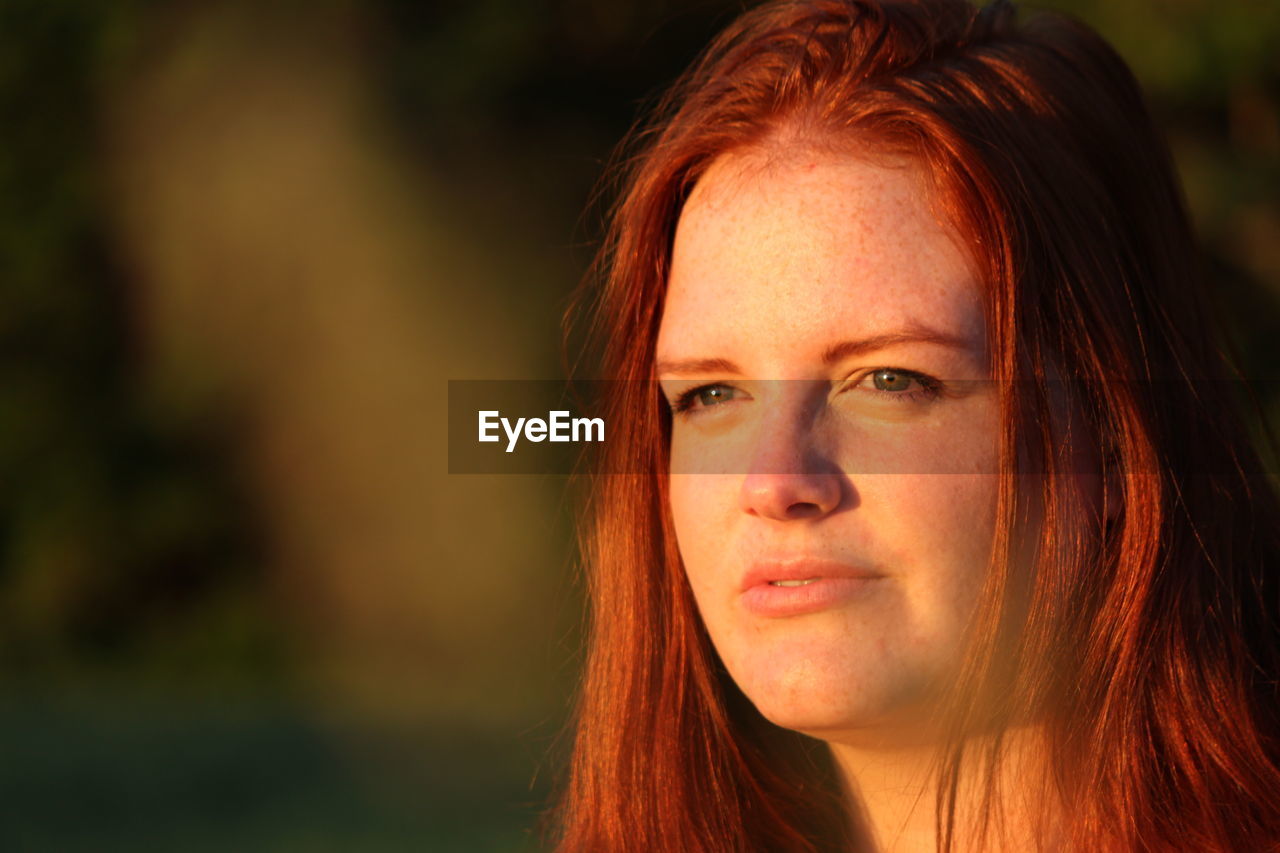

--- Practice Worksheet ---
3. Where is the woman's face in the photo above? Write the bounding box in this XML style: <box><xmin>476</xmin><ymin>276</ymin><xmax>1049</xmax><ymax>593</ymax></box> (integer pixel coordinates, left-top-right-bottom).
<box><xmin>656</xmin><ymin>147</ymin><xmax>1001</xmax><ymax>744</ymax></box>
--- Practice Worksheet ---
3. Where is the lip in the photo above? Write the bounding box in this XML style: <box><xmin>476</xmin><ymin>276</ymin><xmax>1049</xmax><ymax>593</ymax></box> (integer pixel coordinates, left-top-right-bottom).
<box><xmin>739</xmin><ymin>557</ymin><xmax>884</xmax><ymax>618</ymax></box>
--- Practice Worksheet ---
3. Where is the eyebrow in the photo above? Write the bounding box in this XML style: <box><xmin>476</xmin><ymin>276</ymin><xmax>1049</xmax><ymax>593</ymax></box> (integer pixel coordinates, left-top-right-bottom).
<box><xmin>654</xmin><ymin>327</ymin><xmax>976</xmax><ymax>377</ymax></box>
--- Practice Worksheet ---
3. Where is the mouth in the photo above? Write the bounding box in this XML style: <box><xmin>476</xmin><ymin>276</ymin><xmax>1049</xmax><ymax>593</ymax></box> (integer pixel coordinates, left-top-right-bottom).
<box><xmin>741</xmin><ymin>557</ymin><xmax>881</xmax><ymax>591</ymax></box>
<box><xmin>740</xmin><ymin>558</ymin><xmax>883</xmax><ymax>617</ymax></box>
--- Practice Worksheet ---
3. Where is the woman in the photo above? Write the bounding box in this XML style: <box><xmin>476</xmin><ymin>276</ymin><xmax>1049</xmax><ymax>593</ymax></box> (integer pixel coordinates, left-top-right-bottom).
<box><xmin>553</xmin><ymin>0</ymin><xmax>1280</xmax><ymax>849</ymax></box>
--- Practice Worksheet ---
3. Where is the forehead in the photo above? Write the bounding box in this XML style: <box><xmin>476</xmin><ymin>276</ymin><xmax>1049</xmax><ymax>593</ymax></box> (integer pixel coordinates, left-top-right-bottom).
<box><xmin>658</xmin><ymin>148</ymin><xmax>985</xmax><ymax>369</ymax></box>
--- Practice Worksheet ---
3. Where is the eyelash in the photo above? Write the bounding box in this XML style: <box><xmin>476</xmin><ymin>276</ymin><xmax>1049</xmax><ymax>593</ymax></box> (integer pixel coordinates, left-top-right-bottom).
<box><xmin>670</xmin><ymin>368</ymin><xmax>943</xmax><ymax>415</ymax></box>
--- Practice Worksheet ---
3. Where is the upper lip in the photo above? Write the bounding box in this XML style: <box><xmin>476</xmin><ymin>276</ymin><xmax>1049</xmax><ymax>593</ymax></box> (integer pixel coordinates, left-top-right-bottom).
<box><xmin>739</xmin><ymin>557</ymin><xmax>882</xmax><ymax>592</ymax></box>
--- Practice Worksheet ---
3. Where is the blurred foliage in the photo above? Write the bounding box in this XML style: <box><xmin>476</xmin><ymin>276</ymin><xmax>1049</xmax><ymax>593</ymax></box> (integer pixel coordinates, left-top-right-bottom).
<box><xmin>1036</xmin><ymin>0</ymin><xmax>1280</xmax><ymax>381</ymax></box>
<box><xmin>0</xmin><ymin>0</ymin><xmax>281</xmax><ymax>684</ymax></box>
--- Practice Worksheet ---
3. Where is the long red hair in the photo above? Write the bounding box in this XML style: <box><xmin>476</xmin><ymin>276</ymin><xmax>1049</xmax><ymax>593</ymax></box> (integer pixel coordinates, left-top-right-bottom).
<box><xmin>552</xmin><ymin>1</ymin><xmax>1280</xmax><ymax>849</ymax></box>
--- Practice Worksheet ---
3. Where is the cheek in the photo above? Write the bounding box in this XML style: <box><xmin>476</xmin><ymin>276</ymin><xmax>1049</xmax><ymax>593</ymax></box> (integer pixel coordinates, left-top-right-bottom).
<box><xmin>863</xmin><ymin>473</ymin><xmax>999</xmax><ymax>634</ymax></box>
<box><xmin>667</xmin><ymin>474</ymin><xmax>736</xmax><ymax>587</ymax></box>
<box><xmin>913</xmin><ymin>474</ymin><xmax>999</xmax><ymax>552</ymax></box>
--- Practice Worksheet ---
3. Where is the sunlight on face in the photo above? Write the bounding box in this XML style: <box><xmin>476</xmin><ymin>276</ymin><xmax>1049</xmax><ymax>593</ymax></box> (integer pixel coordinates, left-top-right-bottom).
<box><xmin>655</xmin><ymin>147</ymin><xmax>1001</xmax><ymax>745</ymax></box>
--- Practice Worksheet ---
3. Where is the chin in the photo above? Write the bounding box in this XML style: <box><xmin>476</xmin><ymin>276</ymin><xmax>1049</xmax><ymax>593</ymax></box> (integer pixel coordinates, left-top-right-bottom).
<box><xmin>732</xmin><ymin>659</ymin><xmax>894</xmax><ymax>737</ymax></box>
<box><xmin>756</xmin><ymin>702</ymin><xmax>877</xmax><ymax>740</ymax></box>
<box><xmin>722</xmin><ymin>639</ymin><xmax>940</xmax><ymax>746</ymax></box>
<box><xmin>755</xmin><ymin>694</ymin><xmax>934</xmax><ymax>750</ymax></box>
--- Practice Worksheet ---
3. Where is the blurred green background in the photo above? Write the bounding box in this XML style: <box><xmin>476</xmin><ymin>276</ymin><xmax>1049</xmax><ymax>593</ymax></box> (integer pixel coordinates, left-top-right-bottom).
<box><xmin>0</xmin><ymin>0</ymin><xmax>1276</xmax><ymax>850</ymax></box>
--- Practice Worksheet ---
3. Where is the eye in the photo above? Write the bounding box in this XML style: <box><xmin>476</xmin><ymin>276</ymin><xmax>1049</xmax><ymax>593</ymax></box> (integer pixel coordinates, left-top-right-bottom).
<box><xmin>672</xmin><ymin>383</ymin><xmax>742</xmax><ymax>415</ymax></box>
<box><xmin>858</xmin><ymin>368</ymin><xmax>942</xmax><ymax>403</ymax></box>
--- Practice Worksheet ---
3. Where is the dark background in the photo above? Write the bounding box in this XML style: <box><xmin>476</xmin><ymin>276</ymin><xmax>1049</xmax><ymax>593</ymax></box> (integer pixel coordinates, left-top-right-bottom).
<box><xmin>1</xmin><ymin>0</ymin><xmax>1277</xmax><ymax>849</ymax></box>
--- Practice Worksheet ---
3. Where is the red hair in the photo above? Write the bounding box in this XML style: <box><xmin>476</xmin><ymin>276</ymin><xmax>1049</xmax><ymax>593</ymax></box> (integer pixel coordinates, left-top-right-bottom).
<box><xmin>553</xmin><ymin>1</ymin><xmax>1280</xmax><ymax>849</ymax></box>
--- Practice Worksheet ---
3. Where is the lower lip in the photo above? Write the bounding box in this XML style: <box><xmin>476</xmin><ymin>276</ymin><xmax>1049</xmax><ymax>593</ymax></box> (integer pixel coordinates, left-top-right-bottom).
<box><xmin>740</xmin><ymin>577</ymin><xmax>882</xmax><ymax>618</ymax></box>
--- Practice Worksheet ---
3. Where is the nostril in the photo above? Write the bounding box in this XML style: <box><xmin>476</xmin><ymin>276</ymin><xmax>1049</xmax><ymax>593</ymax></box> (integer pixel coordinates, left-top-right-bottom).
<box><xmin>740</xmin><ymin>472</ymin><xmax>842</xmax><ymax>520</ymax></box>
<box><xmin>786</xmin><ymin>501</ymin><xmax>824</xmax><ymax>519</ymax></box>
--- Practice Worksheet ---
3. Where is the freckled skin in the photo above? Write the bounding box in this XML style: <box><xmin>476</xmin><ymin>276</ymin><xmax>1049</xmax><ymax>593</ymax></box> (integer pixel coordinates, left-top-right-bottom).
<box><xmin>656</xmin><ymin>149</ymin><xmax>1002</xmax><ymax>747</ymax></box>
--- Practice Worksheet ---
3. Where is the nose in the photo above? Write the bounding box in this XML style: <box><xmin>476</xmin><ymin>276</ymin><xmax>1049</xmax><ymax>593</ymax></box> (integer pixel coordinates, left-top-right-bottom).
<box><xmin>738</xmin><ymin>419</ymin><xmax>842</xmax><ymax>521</ymax></box>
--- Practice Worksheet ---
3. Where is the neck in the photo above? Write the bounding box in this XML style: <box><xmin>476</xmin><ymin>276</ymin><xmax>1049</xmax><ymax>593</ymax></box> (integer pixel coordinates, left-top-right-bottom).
<box><xmin>827</xmin><ymin>724</ymin><xmax>1055</xmax><ymax>853</ymax></box>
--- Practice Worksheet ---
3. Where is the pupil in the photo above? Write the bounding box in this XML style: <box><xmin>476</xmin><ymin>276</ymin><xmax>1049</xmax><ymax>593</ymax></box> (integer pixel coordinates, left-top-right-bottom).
<box><xmin>875</xmin><ymin>370</ymin><xmax>910</xmax><ymax>391</ymax></box>
<box><xmin>699</xmin><ymin>386</ymin><xmax>731</xmax><ymax>405</ymax></box>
